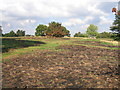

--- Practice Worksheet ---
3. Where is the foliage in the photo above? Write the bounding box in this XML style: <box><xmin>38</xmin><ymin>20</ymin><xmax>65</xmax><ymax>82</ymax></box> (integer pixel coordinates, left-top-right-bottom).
<box><xmin>74</xmin><ymin>32</ymin><xmax>88</xmax><ymax>37</ymax></box>
<box><xmin>35</xmin><ymin>24</ymin><xmax>48</xmax><ymax>36</ymax></box>
<box><xmin>110</xmin><ymin>33</ymin><xmax>119</xmax><ymax>40</ymax></box>
<box><xmin>110</xmin><ymin>13</ymin><xmax>120</xmax><ymax>40</ymax></box>
<box><xmin>26</xmin><ymin>34</ymin><xmax>33</xmax><ymax>36</ymax></box>
<box><xmin>3</xmin><ymin>30</ymin><xmax>25</xmax><ymax>37</ymax></box>
<box><xmin>97</xmin><ymin>32</ymin><xmax>113</xmax><ymax>38</ymax></box>
<box><xmin>2</xmin><ymin>34</ymin><xmax>4</xmax><ymax>37</ymax></box>
<box><xmin>74</xmin><ymin>32</ymin><xmax>81</xmax><ymax>37</ymax></box>
<box><xmin>35</xmin><ymin>22</ymin><xmax>70</xmax><ymax>37</ymax></box>
<box><xmin>4</xmin><ymin>30</ymin><xmax>17</xmax><ymax>37</ymax></box>
<box><xmin>46</xmin><ymin>22</ymin><xmax>70</xmax><ymax>37</ymax></box>
<box><xmin>86</xmin><ymin>24</ymin><xmax>98</xmax><ymax>37</ymax></box>
<box><xmin>16</xmin><ymin>30</ymin><xmax>25</xmax><ymax>36</ymax></box>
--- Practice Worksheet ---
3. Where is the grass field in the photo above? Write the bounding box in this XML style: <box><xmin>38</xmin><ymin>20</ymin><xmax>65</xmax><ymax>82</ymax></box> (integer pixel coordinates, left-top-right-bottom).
<box><xmin>2</xmin><ymin>37</ymin><xmax>120</xmax><ymax>88</ymax></box>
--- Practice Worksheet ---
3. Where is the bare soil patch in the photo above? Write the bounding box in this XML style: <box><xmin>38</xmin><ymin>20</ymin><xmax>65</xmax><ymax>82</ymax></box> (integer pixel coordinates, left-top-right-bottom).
<box><xmin>2</xmin><ymin>44</ymin><xmax>119</xmax><ymax>88</ymax></box>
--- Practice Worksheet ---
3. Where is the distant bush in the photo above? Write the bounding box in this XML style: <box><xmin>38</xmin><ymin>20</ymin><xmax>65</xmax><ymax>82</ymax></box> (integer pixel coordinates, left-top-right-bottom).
<box><xmin>26</xmin><ymin>34</ymin><xmax>34</xmax><ymax>36</ymax></box>
<box><xmin>74</xmin><ymin>32</ymin><xmax>88</xmax><ymax>37</ymax></box>
<box><xmin>96</xmin><ymin>32</ymin><xmax>112</xmax><ymax>38</ymax></box>
<box><xmin>111</xmin><ymin>33</ymin><xmax>120</xmax><ymax>41</ymax></box>
<box><xmin>3</xmin><ymin>30</ymin><xmax>25</xmax><ymax>37</ymax></box>
<box><xmin>96</xmin><ymin>32</ymin><xmax>120</xmax><ymax>40</ymax></box>
<box><xmin>4</xmin><ymin>30</ymin><xmax>17</xmax><ymax>37</ymax></box>
<box><xmin>16</xmin><ymin>30</ymin><xmax>25</xmax><ymax>36</ymax></box>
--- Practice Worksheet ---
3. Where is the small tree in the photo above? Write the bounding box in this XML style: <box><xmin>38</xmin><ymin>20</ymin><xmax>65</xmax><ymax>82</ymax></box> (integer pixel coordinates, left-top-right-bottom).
<box><xmin>4</xmin><ymin>30</ymin><xmax>16</xmax><ymax>37</ymax></box>
<box><xmin>74</xmin><ymin>32</ymin><xmax>81</xmax><ymax>37</ymax></box>
<box><xmin>16</xmin><ymin>30</ymin><xmax>25</xmax><ymax>36</ymax></box>
<box><xmin>74</xmin><ymin>32</ymin><xmax>88</xmax><ymax>37</ymax></box>
<box><xmin>2</xmin><ymin>34</ymin><xmax>4</xmax><ymax>37</ymax></box>
<box><xmin>86</xmin><ymin>24</ymin><xmax>98</xmax><ymax>37</ymax></box>
<box><xmin>35</xmin><ymin>24</ymin><xmax>48</xmax><ymax>36</ymax></box>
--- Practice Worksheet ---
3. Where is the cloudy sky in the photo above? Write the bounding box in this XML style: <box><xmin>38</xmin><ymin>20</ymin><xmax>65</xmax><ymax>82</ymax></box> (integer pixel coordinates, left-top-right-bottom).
<box><xmin>1</xmin><ymin>0</ymin><xmax>119</xmax><ymax>36</ymax></box>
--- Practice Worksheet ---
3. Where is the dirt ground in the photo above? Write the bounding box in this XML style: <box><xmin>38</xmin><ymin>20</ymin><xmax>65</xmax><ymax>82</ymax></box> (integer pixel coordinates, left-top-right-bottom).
<box><xmin>2</xmin><ymin>41</ymin><xmax>119</xmax><ymax>88</ymax></box>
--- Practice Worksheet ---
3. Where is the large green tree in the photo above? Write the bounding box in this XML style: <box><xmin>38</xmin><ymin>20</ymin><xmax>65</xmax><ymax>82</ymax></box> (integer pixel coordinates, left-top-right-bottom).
<box><xmin>110</xmin><ymin>13</ymin><xmax>120</xmax><ymax>40</ymax></box>
<box><xmin>86</xmin><ymin>24</ymin><xmax>98</xmax><ymax>37</ymax></box>
<box><xmin>46</xmin><ymin>22</ymin><xmax>70</xmax><ymax>37</ymax></box>
<box><xmin>35</xmin><ymin>24</ymin><xmax>48</xmax><ymax>36</ymax></box>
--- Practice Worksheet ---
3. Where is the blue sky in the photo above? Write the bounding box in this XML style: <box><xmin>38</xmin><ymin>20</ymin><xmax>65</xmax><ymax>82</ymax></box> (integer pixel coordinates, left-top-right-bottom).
<box><xmin>0</xmin><ymin>0</ymin><xmax>119</xmax><ymax>36</ymax></box>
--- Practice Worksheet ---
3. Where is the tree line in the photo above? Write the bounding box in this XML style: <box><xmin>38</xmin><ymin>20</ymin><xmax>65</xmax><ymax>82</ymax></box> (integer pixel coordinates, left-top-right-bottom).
<box><xmin>74</xmin><ymin>10</ymin><xmax>120</xmax><ymax>40</ymax></box>
<box><xmin>2</xmin><ymin>21</ymin><xmax>70</xmax><ymax>37</ymax></box>
<box><xmin>2</xmin><ymin>15</ymin><xmax>120</xmax><ymax>40</ymax></box>
<box><xmin>2</xmin><ymin>30</ymin><xmax>25</xmax><ymax>37</ymax></box>
<box><xmin>74</xmin><ymin>24</ymin><xmax>117</xmax><ymax>39</ymax></box>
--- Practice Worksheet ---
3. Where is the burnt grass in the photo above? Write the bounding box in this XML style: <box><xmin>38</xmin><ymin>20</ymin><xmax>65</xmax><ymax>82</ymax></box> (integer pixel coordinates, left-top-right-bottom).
<box><xmin>2</xmin><ymin>38</ymin><xmax>46</xmax><ymax>53</ymax></box>
<box><xmin>2</xmin><ymin>41</ymin><xmax>120</xmax><ymax>88</ymax></box>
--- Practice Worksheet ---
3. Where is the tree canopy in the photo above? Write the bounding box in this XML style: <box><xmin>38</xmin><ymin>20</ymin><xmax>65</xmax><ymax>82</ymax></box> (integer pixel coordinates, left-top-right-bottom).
<box><xmin>97</xmin><ymin>32</ymin><xmax>112</xmax><ymax>38</ymax></box>
<box><xmin>86</xmin><ymin>24</ymin><xmax>98</xmax><ymax>37</ymax></box>
<box><xmin>110</xmin><ymin>13</ymin><xmax>120</xmax><ymax>40</ymax></box>
<box><xmin>16</xmin><ymin>30</ymin><xmax>25</xmax><ymax>36</ymax></box>
<box><xmin>3</xmin><ymin>30</ymin><xmax>25</xmax><ymax>37</ymax></box>
<box><xmin>74</xmin><ymin>32</ymin><xmax>81</xmax><ymax>37</ymax></box>
<box><xmin>35</xmin><ymin>24</ymin><xmax>48</xmax><ymax>36</ymax></box>
<box><xmin>74</xmin><ymin>32</ymin><xmax>87</xmax><ymax>37</ymax></box>
<box><xmin>35</xmin><ymin>22</ymin><xmax>70</xmax><ymax>37</ymax></box>
<box><xmin>4</xmin><ymin>30</ymin><xmax>17</xmax><ymax>37</ymax></box>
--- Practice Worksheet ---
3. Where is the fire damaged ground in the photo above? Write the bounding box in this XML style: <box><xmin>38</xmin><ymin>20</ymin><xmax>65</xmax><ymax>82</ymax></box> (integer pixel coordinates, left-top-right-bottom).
<box><xmin>2</xmin><ymin>41</ymin><xmax>119</xmax><ymax>88</ymax></box>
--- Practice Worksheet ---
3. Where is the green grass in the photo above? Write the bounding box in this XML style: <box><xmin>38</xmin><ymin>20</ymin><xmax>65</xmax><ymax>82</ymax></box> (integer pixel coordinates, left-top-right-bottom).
<box><xmin>78</xmin><ymin>38</ymin><xmax>100</xmax><ymax>42</ymax></box>
<box><xmin>2</xmin><ymin>37</ymin><xmax>119</xmax><ymax>60</ymax></box>
<box><xmin>69</xmin><ymin>38</ymin><xmax>119</xmax><ymax>50</ymax></box>
<box><xmin>74</xmin><ymin>38</ymin><xmax>118</xmax><ymax>46</ymax></box>
<box><xmin>100</xmin><ymin>42</ymin><xmax>118</xmax><ymax>46</ymax></box>
<box><xmin>2</xmin><ymin>37</ymin><xmax>70</xmax><ymax>60</ymax></box>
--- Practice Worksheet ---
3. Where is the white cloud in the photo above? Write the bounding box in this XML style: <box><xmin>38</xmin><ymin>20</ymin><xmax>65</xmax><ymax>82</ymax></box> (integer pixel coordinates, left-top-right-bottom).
<box><xmin>63</xmin><ymin>16</ymin><xmax>94</xmax><ymax>26</ymax></box>
<box><xmin>7</xmin><ymin>23</ymin><xmax>11</xmax><ymax>27</ymax></box>
<box><xmin>99</xmin><ymin>16</ymin><xmax>113</xmax><ymax>25</ymax></box>
<box><xmin>88</xmin><ymin>3</ymin><xmax>108</xmax><ymax>16</ymax></box>
<box><xmin>80</xmin><ymin>24</ymin><xmax>89</xmax><ymax>30</ymax></box>
<box><xmin>1</xmin><ymin>0</ymin><xmax>111</xmax><ymax>19</ymax></box>
<box><xmin>19</xmin><ymin>19</ymin><xmax>36</xmax><ymax>26</ymax></box>
<box><xmin>84</xmin><ymin>16</ymin><xmax>94</xmax><ymax>23</ymax></box>
<box><xmin>63</xmin><ymin>18</ymin><xmax>84</xmax><ymax>26</ymax></box>
<box><xmin>1</xmin><ymin>0</ymin><xmax>118</xmax><ymax>35</ymax></box>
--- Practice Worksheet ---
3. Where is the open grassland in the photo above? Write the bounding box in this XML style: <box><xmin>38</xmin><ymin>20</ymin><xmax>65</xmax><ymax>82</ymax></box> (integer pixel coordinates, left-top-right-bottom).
<box><xmin>2</xmin><ymin>37</ymin><xmax>120</xmax><ymax>88</ymax></box>
<box><xmin>2</xmin><ymin>37</ymin><xmax>119</xmax><ymax>60</ymax></box>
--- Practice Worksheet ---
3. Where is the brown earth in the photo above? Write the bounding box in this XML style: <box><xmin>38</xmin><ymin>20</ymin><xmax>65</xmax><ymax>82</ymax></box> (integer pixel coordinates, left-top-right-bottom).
<box><xmin>2</xmin><ymin>41</ymin><xmax>119</xmax><ymax>88</ymax></box>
